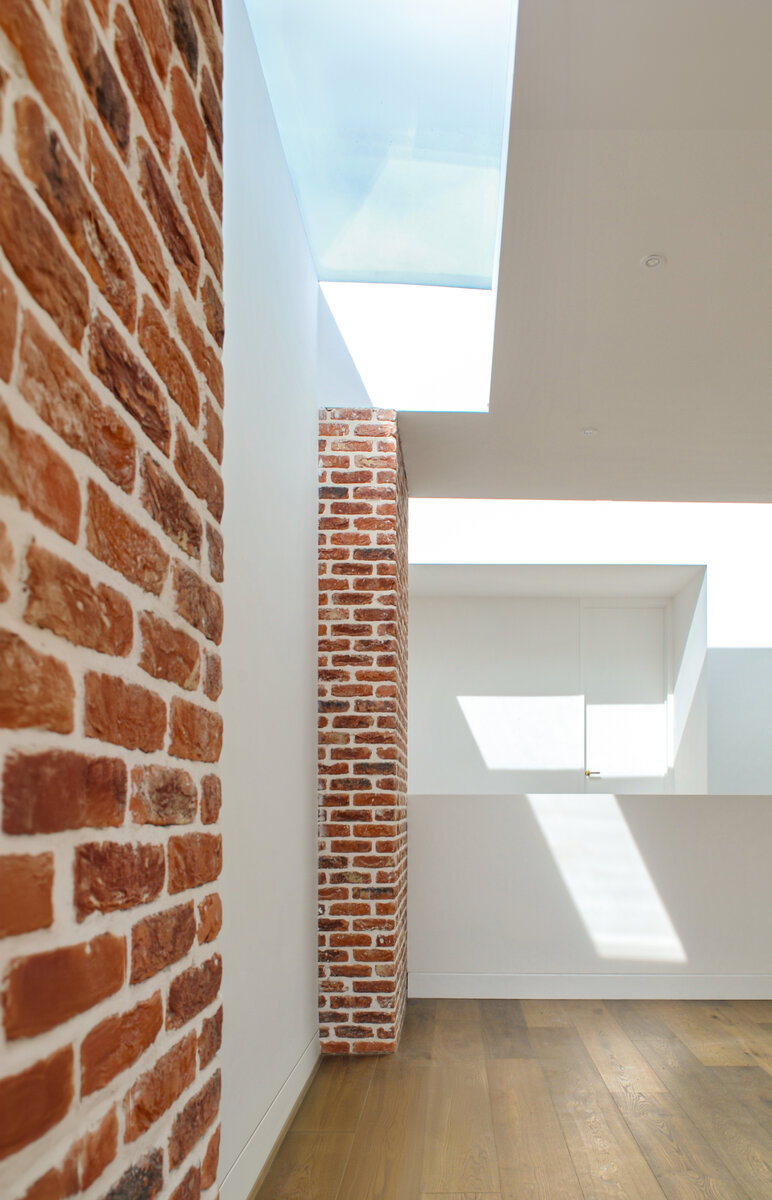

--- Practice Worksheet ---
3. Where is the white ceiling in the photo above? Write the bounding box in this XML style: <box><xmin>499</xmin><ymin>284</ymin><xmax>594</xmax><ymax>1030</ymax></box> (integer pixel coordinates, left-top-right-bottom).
<box><xmin>410</xmin><ymin>564</ymin><xmax>704</xmax><ymax>600</ymax></box>
<box><xmin>399</xmin><ymin>0</ymin><xmax>772</xmax><ymax>500</ymax></box>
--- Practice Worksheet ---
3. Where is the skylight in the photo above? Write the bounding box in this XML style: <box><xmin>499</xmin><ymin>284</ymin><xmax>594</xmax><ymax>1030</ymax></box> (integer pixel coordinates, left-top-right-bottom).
<box><xmin>245</xmin><ymin>0</ymin><xmax>517</xmax><ymax>288</ymax></box>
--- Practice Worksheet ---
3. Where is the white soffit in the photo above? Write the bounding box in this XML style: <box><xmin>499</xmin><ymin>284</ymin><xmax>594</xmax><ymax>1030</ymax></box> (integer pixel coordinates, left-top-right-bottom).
<box><xmin>409</xmin><ymin>564</ymin><xmax>703</xmax><ymax>600</ymax></box>
<box><xmin>399</xmin><ymin>0</ymin><xmax>772</xmax><ymax>499</ymax></box>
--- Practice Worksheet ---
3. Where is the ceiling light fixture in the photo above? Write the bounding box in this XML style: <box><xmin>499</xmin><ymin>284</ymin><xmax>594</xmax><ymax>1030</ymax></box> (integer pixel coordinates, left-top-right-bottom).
<box><xmin>583</xmin><ymin>427</ymin><xmax>598</xmax><ymax>436</ymax></box>
<box><xmin>642</xmin><ymin>253</ymin><xmax>666</xmax><ymax>269</ymax></box>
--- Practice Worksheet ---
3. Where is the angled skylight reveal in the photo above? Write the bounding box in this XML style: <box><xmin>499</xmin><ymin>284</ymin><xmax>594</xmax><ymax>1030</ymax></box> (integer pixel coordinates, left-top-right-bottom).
<box><xmin>245</xmin><ymin>0</ymin><xmax>517</xmax><ymax>288</ymax></box>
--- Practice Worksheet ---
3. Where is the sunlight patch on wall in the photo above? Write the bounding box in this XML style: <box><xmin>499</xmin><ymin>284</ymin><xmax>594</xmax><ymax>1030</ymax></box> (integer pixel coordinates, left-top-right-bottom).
<box><xmin>586</xmin><ymin>703</ymin><xmax>668</xmax><ymax>778</ymax></box>
<box><xmin>527</xmin><ymin>794</ymin><xmax>687</xmax><ymax>962</ymax></box>
<box><xmin>457</xmin><ymin>695</ymin><xmax>584</xmax><ymax>771</ymax></box>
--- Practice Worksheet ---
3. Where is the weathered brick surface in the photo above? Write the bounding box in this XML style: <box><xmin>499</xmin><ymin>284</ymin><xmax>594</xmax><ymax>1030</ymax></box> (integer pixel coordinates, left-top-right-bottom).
<box><xmin>81</xmin><ymin>993</ymin><xmax>163</xmax><ymax>1095</ymax></box>
<box><xmin>0</xmin><ymin>0</ymin><xmax>224</xmax><ymax>1187</ymax></box>
<box><xmin>318</xmin><ymin>410</ymin><xmax>408</xmax><ymax>1054</ymax></box>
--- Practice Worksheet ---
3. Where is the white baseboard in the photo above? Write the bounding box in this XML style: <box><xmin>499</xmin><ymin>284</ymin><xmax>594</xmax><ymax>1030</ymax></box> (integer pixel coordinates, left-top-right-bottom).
<box><xmin>409</xmin><ymin>973</ymin><xmax>772</xmax><ymax>1000</ymax></box>
<box><xmin>219</xmin><ymin>1034</ymin><xmax>320</xmax><ymax>1200</ymax></box>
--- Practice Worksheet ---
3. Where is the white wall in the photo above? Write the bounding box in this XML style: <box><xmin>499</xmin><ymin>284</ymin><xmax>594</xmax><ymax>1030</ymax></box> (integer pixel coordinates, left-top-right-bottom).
<box><xmin>671</xmin><ymin>572</ymin><xmax>708</xmax><ymax>792</ymax></box>
<box><xmin>221</xmin><ymin>4</ymin><xmax>369</xmax><ymax>1194</ymax></box>
<box><xmin>408</xmin><ymin>793</ymin><xmax>772</xmax><ymax>997</ymax></box>
<box><xmin>708</xmin><ymin>649</ymin><xmax>772</xmax><ymax>793</ymax></box>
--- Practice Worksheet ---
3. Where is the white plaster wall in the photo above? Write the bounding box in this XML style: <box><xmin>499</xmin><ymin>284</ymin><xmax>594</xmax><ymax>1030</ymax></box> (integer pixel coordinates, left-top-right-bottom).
<box><xmin>708</xmin><ymin>649</ymin><xmax>772</xmax><ymax>793</ymax></box>
<box><xmin>408</xmin><ymin>793</ymin><xmax>772</xmax><ymax>997</ymax></box>
<box><xmin>671</xmin><ymin>573</ymin><xmax>708</xmax><ymax>792</ymax></box>
<box><xmin>221</xmin><ymin>3</ymin><xmax>369</xmax><ymax>1193</ymax></box>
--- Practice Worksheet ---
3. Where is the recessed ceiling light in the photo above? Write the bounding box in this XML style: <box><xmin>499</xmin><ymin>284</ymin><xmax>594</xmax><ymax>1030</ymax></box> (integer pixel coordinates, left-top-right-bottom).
<box><xmin>583</xmin><ymin>426</ymin><xmax>598</xmax><ymax>436</ymax></box>
<box><xmin>642</xmin><ymin>253</ymin><xmax>666</xmax><ymax>269</ymax></box>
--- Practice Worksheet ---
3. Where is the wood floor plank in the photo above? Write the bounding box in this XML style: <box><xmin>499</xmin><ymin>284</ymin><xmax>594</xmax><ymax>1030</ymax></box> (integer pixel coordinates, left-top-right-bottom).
<box><xmin>420</xmin><ymin>1194</ymin><xmax>500</xmax><ymax>1199</ymax></box>
<box><xmin>611</xmin><ymin>1087</ymin><xmax>752</xmax><ymax>1200</ymax></box>
<box><xmin>480</xmin><ymin>999</ymin><xmax>533</xmax><ymax>1057</ymax></box>
<box><xmin>433</xmin><ymin>1001</ymin><xmax>487</xmax><ymax>1063</ymax></box>
<box><xmin>487</xmin><ymin>1058</ymin><xmax>583</xmax><ymax>1200</ymax></box>
<box><xmin>254</xmin><ymin>1131</ymin><xmax>353</xmax><ymax>1200</ymax></box>
<box><xmin>291</xmin><ymin>1055</ymin><xmax>376</xmax><ymax>1132</ymax></box>
<box><xmin>422</xmin><ymin>1063</ymin><xmax>500</xmax><ymax>1194</ymax></box>
<box><xmin>567</xmin><ymin>1000</ymin><xmax>666</xmax><ymax>1096</ymax></box>
<box><xmin>336</xmin><ymin>1057</ymin><xmax>429</xmax><ymax>1200</ymax></box>
<box><xmin>655</xmin><ymin>1001</ymin><xmax>756</xmax><ymax>1067</ymax></box>
<box><xmin>399</xmin><ymin>998</ymin><xmax>437</xmax><ymax>1060</ymax></box>
<box><xmin>610</xmin><ymin>1001</ymin><xmax>772</xmax><ymax>1198</ymax></box>
<box><xmin>729</xmin><ymin>1001</ymin><xmax>772</xmax><ymax>1025</ymax></box>
<box><xmin>521</xmin><ymin>999</ymin><xmax>571</xmax><ymax>1028</ymax></box>
<box><xmin>533</xmin><ymin>1027</ymin><xmax>668</xmax><ymax>1199</ymax></box>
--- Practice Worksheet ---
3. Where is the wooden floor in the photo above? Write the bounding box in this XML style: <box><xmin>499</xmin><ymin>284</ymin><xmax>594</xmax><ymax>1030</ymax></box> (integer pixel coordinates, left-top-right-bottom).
<box><xmin>255</xmin><ymin>999</ymin><xmax>772</xmax><ymax>1200</ymax></box>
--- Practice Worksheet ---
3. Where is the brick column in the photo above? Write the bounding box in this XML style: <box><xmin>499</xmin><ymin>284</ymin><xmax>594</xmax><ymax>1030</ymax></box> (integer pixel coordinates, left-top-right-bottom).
<box><xmin>318</xmin><ymin>408</ymin><xmax>408</xmax><ymax>1054</ymax></box>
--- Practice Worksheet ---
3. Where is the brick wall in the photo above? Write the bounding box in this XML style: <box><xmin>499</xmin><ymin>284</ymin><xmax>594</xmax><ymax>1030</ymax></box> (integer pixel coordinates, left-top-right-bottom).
<box><xmin>318</xmin><ymin>408</ymin><xmax>408</xmax><ymax>1054</ymax></box>
<box><xmin>0</xmin><ymin>0</ymin><xmax>224</xmax><ymax>1195</ymax></box>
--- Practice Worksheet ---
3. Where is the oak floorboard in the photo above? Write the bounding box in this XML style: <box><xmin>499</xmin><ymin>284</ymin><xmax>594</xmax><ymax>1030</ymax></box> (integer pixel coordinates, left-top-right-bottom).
<box><xmin>291</xmin><ymin>1055</ymin><xmax>376</xmax><ymax>1132</ymax></box>
<box><xmin>254</xmin><ymin>1131</ymin><xmax>353</xmax><ymax>1200</ymax></box>
<box><xmin>433</xmin><ymin>1003</ymin><xmax>487</xmax><ymax>1063</ymax></box>
<box><xmin>487</xmin><ymin>1057</ymin><xmax>583</xmax><ymax>1200</ymax></box>
<box><xmin>610</xmin><ymin>1001</ymin><xmax>772</xmax><ymax>1198</ymax></box>
<box><xmin>335</xmin><ymin>1057</ymin><xmax>429</xmax><ymax>1200</ymax></box>
<box><xmin>421</xmin><ymin>1062</ymin><xmax>500</xmax><ymax>1194</ymax></box>
<box><xmin>567</xmin><ymin>1000</ymin><xmax>665</xmax><ymax>1096</ymax></box>
<box><xmin>610</xmin><ymin>1087</ymin><xmax>752</xmax><ymax>1200</ymax></box>
<box><xmin>655</xmin><ymin>1001</ymin><xmax>756</xmax><ymax>1067</ymax></box>
<box><xmin>521</xmin><ymin>999</ymin><xmax>571</xmax><ymax>1028</ymax></box>
<box><xmin>480</xmin><ymin>999</ymin><xmax>534</xmax><ymax>1058</ymax></box>
<box><xmin>400</xmin><ymin>998</ymin><xmax>437</xmax><ymax>1060</ymax></box>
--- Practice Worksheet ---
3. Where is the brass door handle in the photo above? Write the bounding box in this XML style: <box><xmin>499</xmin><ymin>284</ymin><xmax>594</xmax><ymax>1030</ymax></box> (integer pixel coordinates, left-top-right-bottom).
<box><xmin>585</xmin><ymin>770</ymin><xmax>600</xmax><ymax>776</ymax></box>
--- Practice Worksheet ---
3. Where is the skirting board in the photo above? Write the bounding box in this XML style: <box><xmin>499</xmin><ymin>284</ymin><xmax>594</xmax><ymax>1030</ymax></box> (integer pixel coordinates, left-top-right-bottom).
<box><xmin>409</xmin><ymin>973</ymin><xmax>772</xmax><ymax>1000</ymax></box>
<box><xmin>219</xmin><ymin>1034</ymin><xmax>320</xmax><ymax>1200</ymax></box>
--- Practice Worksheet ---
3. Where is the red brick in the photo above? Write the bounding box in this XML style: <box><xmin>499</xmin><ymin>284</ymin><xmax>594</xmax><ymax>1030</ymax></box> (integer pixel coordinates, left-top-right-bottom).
<box><xmin>206</xmin><ymin>158</ymin><xmax>222</xmax><ymax>221</ymax></box>
<box><xmin>0</xmin><ymin>1046</ymin><xmax>73</xmax><ymax>1161</ymax></box>
<box><xmin>24</xmin><ymin>542</ymin><xmax>133</xmax><ymax>655</ymax></box>
<box><xmin>197</xmin><ymin>893</ymin><xmax>222</xmax><ymax>944</ymax></box>
<box><xmin>206</xmin><ymin>525</ymin><xmax>224</xmax><ymax>582</ymax></box>
<box><xmin>63</xmin><ymin>0</ymin><xmax>131</xmax><ymax>157</ymax></box>
<box><xmin>140</xmin><ymin>611</ymin><xmax>200</xmax><ymax>689</ymax></box>
<box><xmin>115</xmin><ymin>7</ymin><xmax>171</xmax><ymax>164</ymax></box>
<box><xmin>203</xmin><ymin>398</ymin><xmax>223</xmax><ymax>463</ymax></box>
<box><xmin>129</xmin><ymin>0</ymin><xmax>172</xmax><ymax>81</ymax></box>
<box><xmin>201</xmin><ymin>1125</ymin><xmax>220</xmax><ymax>1188</ymax></box>
<box><xmin>139</xmin><ymin>296</ymin><xmax>200</xmax><ymax>427</ymax></box>
<box><xmin>165</xmin><ymin>0</ymin><xmax>199</xmax><ymax>76</ymax></box>
<box><xmin>175</xmin><ymin>292</ymin><xmax>223</xmax><ymax>402</ymax></box>
<box><xmin>0</xmin><ymin>853</ymin><xmax>54</xmax><ymax>937</ymax></box>
<box><xmin>174</xmin><ymin>561</ymin><xmax>223</xmax><ymax>643</ymax></box>
<box><xmin>168</xmin><ymin>833</ymin><xmax>222</xmax><ymax>892</ymax></box>
<box><xmin>168</xmin><ymin>1070</ymin><xmax>221</xmax><ymax>1168</ymax></box>
<box><xmin>170</xmin><ymin>1166</ymin><xmax>200</xmax><ymax>1200</ymax></box>
<box><xmin>124</xmin><ymin>1032</ymin><xmax>197</xmax><ymax>1142</ymax></box>
<box><xmin>2</xmin><ymin>749</ymin><xmax>126</xmax><ymax>833</ymax></box>
<box><xmin>200</xmin><ymin>279</ymin><xmax>223</xmax><ymax>356</ymax></box>
<box><xmin>86</xmin><ymin>120</ymin><xmax>170</xmax><ymax>305</ymax></box>
<box><xmin>0</xmin><ymin>3</ymin><xmax>80</xmax><ymax>151</ymax></box>
<box><xmin>81</xmin><ymin>993</ymin><xmax>163</xmax><ymax>1094</ymax></box>
<box><xmin>198</xmin><ymin>1006</ymin><xmax>221</xmax><ymax>1068</ymax></box>
<box><xmin>175</xmin><ymin>423</ymin><xmax>223</xmax><ymax>520</ymax></box>
<box><xmin>104</xmin><ymin>1149</ymin><xmax>163</xmax><ymax>1200</ymax></box>
<box><xmin>0</xmin><ymin>397</ymin><xmax>81</xmax><ymax>542</ymax></box>
<box><xmin>0</xmin><ymin>629</ymin><xmax>74</xmax><ymax>733</ymax></box>
<box><xmin>200</xmin><ymin>66</ymin><xmax>222</xmax><ymax>161</ymax></box>
<box><xmin>141</xmin><ymin>455</ymin><xmax>203</xmax><ymax>559</ymax></box>
<box><xmin>85</xmin><ymin>671</ymin><xmax>166</xmax><ymax>752</ymax></box>
<box><xmin>0</xmin><ymin>265</ymin><xmax>17</xmax><ymax>382</ymax></box>
<box><xmin>180</xmin><ymin>154</ymin><xmax>223</xmax><ymax>289</ymax></box>
<box><xmin>90</xmin><ymin>312</ymin><xmax>171</xmax><ymax>452</ymax></box>
<box><xmin>75</xmin><ymin>1105</ymin><xmax>119</xmax><ymax>1188</ymax></box>
<box><xmin>3</xmin><ymin>933</ymin><xmax>126</xmax><ymax>1039</ymax></box>
<box><xmin>131</xmin><ymin>902</ymin><xmax>196</xmax><ymax>983</ymax></box>
<box><xmin>140</xmin><ymin>142</ymin><xmax>200</xmax><ymax>294</ymax></box>
<box><xmin>74</xmin><ymin>841</ymin><xmax>165</xmax><ymax>920</ymax></box>
<box><xmin>21</xmin><ymin>1156</ymin><xmax>77</xmax><ymax>1200</ymax></box>
<box><xmin>199</xmin><ymin>775</ymin><xmax>221</xmax><ymax>824</ymax></box>
<box><xmin>202</xmin><ymin>650</ymin><xmax>222</xmax><ymax>701</ymax></box>
<box><xmin>16</xmin><ymin>96</ymin><xmax>137</xmax><ymax>330</ymax></box>
<box><xmin>19</xmin><ymin>312</ymin><xmax>135</xmax><ymax>491</ymax></box>
<box><xmin>131</xmin><ymin>764</ymin><xmax>197</xmax><ymax>825</ymax></box>
<box><xmin>87</xmin><ymin>479</ymin><xmax>169</xmax><ymax>594</ymax></box>
<box><xmin>171</xmin><ymin>66</ymin><xmax>206</xmax><ymax>173</ymax></box>
<box><xmin>169</xmin><ymin>697</ymin><xmax>223</xmax><ymax>762</ymax></box>
<box><xmin>190</xmin><ymin>0</ymin><xmax>222</xmax><ymax>87</ymax></box>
